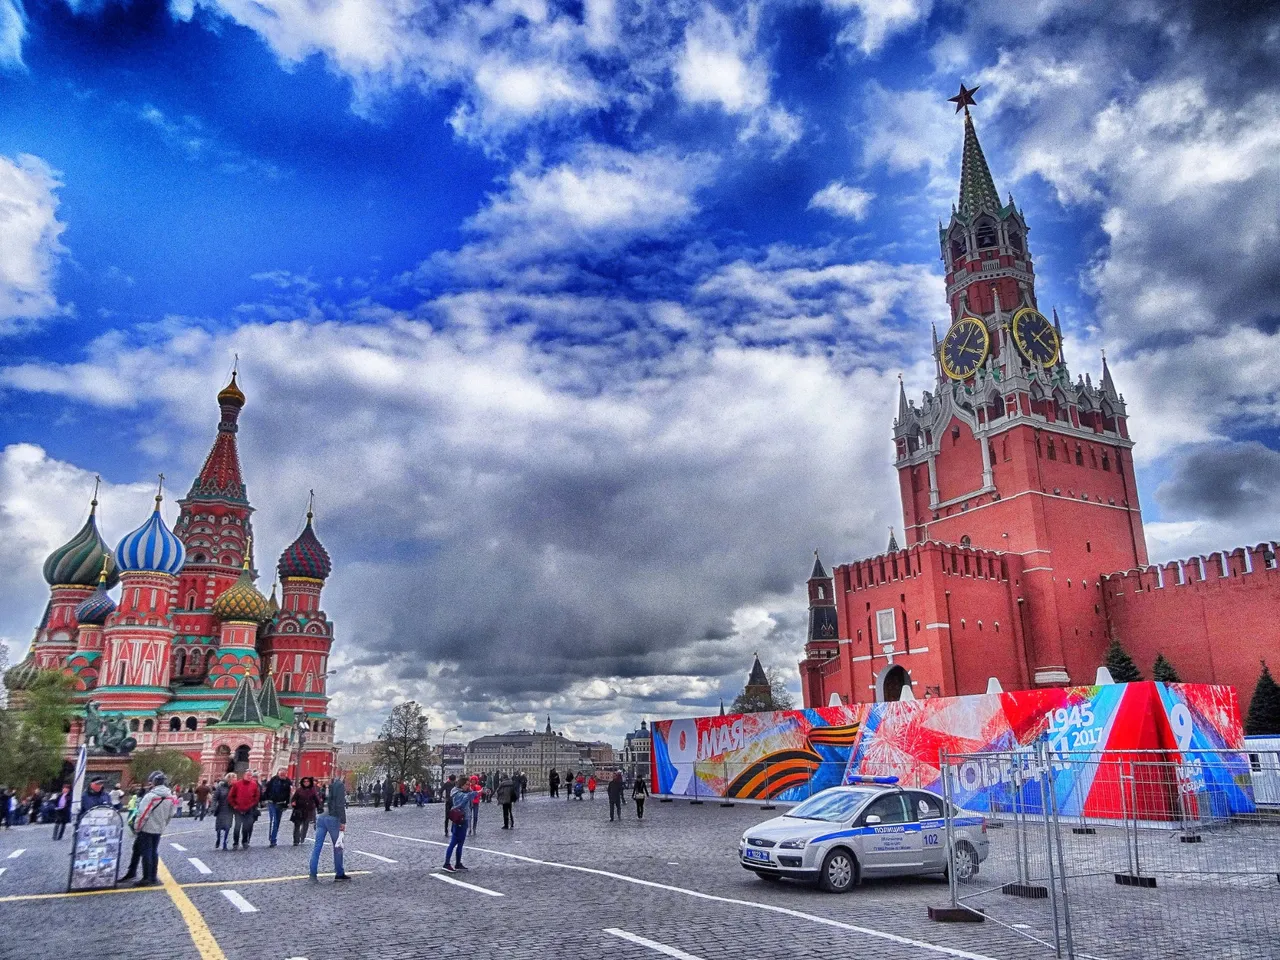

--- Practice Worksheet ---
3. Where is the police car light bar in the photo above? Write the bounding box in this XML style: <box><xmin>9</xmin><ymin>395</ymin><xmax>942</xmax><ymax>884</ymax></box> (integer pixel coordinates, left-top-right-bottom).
<box><xmin>846</xmin><ymin>775</ymin><xmax>899</xmax><ymax>785</ymax></box>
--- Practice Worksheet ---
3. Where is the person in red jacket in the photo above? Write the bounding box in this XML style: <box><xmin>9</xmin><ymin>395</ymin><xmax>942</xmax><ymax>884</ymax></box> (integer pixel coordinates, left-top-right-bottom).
<box><xmin>227</xmin><ymin>770</ymin><xmax>261</xmax><ymax>849</ymax></box>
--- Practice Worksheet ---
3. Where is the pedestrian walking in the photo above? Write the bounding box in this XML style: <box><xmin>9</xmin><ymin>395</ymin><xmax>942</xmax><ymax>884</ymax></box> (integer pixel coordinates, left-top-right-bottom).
<box><xmin>587</xmin><ymin>775</ymin><xmax>597</xmax><ymax>800</ymax></box>
<box><xmin>469</xmin><ymin>775</ymin><xmax>482</xmax><ymax>835</ymax></box>
<box><xmin>632</xmin><ymin>775</ymin><xmax>649</xmax><ymax>820</ymax></box>
<box><xmin>127</xmin><ymin>771</ymin><xmax>177</xmax><ymax>887</ymax></box>
<box><xmin>309</xmin><ymin>778</ymin><xmax>350</xmax><ymax>882</ymax></box>
<box><xmin>497</xmin><ymin>775</ymin><xmax>516</xmax><ymax>829</ymax></box>
<box><xmin>548</xmin><ymin>768</ymin><xmax>559</xmax><ymax>799</ymax></box>
<box><xmin>565</xmin><ymin>770</ymin><xmax>575</xmax><ymax>800</ymax></box>
<box><xmin>195</xmin><ymin>780</ymin><xmax>210</xmax><ymax>820</ymax></box>
<box><xmin>51</xmin><ymin>784</ymin><xmax>73</xmax><ymax>840</ymax></box>
<box><xmin>212</xmin><ymin>774</ymin><xmax>235</xmax><ymax>850</ymax></box>
<box><xmin>109</xmin><ymin>783</ymin><xmax>124</xmax><ymax>810</ymax></box>
<box><xmin>227</xmin><ymin>770</ymin><xmax>260</xmax><ymax>849</ymax></box>
<box><xmin>382</xmin><ymin>775</ymin><xmax>393</xmax><ymax>813</ymax></box>
<box><xmin>291</xmin><ymin>776</ymin><xmax>321</xmax><ymax>846</ymax></box>
<box><xmin>442</xmin><ymin>777</ymin><xmax>474</xmax><ymax>873</ymax></box>
<box><xmin>262</xmin><ymin>768</ymin><xmax>293</xmax><ymax>847</ymax></box>
<box><xmin>607</xmin><ymin>771</ymin><xmax>624</xmax><ymax>822</ymax></box>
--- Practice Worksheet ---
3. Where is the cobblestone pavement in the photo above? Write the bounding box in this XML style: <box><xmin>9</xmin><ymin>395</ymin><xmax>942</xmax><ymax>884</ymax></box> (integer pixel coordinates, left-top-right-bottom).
<box><xmin>0</xmin><ymin>797</ymin><xmax>1265</xmax><ymax>960</ymax></box>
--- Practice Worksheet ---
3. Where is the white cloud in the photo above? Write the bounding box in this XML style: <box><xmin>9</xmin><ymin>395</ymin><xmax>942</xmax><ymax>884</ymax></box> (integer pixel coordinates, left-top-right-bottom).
<box><xmin>808</xmin><ymin>180</ymin><xmax>874</xmax><ymax>220</ymax></box>
<box><xmin>0</xmin><ymin>0</ymin><xmax>24</xmax><ymax>70</ymax></box>
<box><xmin>822</xmin><ymin>0</ymin><xmax>933</xmax><ymax>55</ymax></box>
<box><xmin>0</xmin><ymin>153</ymin><xmax>68</xmax><ymax>333</ymax></box>
<box><xmin>860</xmin><ymin>82</ymin><xmax>958</xmax><ymax>199</ymax></box>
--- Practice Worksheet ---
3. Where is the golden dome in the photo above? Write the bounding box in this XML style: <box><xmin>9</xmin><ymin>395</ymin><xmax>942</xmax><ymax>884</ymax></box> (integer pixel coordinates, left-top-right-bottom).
<box><xmin>217</xmin><ymin>372</ymin><xmax>245</xmax><ymax>408</ymax></box>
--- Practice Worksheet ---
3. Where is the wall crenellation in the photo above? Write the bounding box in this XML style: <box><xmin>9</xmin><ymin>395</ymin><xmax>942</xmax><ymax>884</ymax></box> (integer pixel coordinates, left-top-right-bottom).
<box><xmin>1101</xmin><ymin>542</ymin><xmax>1279</xmax><ymax>597</ymax></box>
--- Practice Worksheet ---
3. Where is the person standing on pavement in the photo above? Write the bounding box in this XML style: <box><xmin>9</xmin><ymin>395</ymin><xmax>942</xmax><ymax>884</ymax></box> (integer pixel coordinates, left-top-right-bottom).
<box><xmin>51</xmin><ymin>784</ymin><xmax>73</xmax><ymax>840</ymax></box>
<box><xmin>80</xmin><ymin>777</ymin><xmax>111</xmax><ymax>817</ymax></box>
<box><xmin>228</xmin><ymin>769</ymin><xmax>260</xmax><ymax>849</ymax></box>
<box><xmin>441</xmin><ymin>774</ymin><xmax>457</xmax><ymax>837</ymax></box>
<box><xmin>382</xmin><ymin>775</ymin><xmax>393</xmax><ymax>813</ymax></box>
<box><xmin>130</xmin><ymin>771</ymin><xmax>177</xmax><ymax>887</ymax></box>
<box><xmin>587</xmin><ymin>775</ymin><xmax>597</xmax><ymax>800</ymax></box>
<box><xmin>548</xmin><ymin>769</ymin><xmax>559</xmax><ymax>799</ymax></box>
<box><xmin>109</xmin><ymin>783</ymin><xmax>124</xmax><ymax>810</ymax></box>
<box><xmin>565</xmin><ymin>770</ymin><xmax>575</xmax><ymax>800</ymax></box>
<box><xmin>309</xmin><ymin>778</ymin><xmax>350</xmax><ymax>882</ymax></box>
<box><xmin>607</xmin><ymin>771</ymin><xmax>625</xmax><ymax>822</ymax></box>
<box><xmin>442</xmin><ymin>777</ymin><xmax>474</xmax><ymax>873</ymax></box>
<box><xmin>212</xmin><ymin>774</ymin><xmax>235</xmax><ymax>850</ymax></box>
<box><xmin>263</xmin><ymin>768</ymin><xmax>293</xmax><ymax>847</ymax></box>
<box><xmin>195</xmin><ymin>780</ymin><xmax>211</xmax><ymax>820</ymax></box>
<box><xmin>291</xmin><ymin>776</ymin><xmax>321</xmax><ymax>846</ymax></box>
<box><xmin>497</xmin><ymin>775</ymin><xmax>516</xmax><ymax>829</ymax></box>
<box><xmin>632</xmin><ymin>775</ymin><xmax>649</xmax><ymax>820</ymax></box>
<box><xmin>469</xmin><ymin>775</ymin><xmax>482</xmax><ymax>835</ymax></box>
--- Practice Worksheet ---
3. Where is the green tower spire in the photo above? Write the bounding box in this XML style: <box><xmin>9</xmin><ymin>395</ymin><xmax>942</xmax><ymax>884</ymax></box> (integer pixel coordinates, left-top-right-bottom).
<box><xmin>958</xmin><ymin>110</ymin><xmax>1000</xmax><ymax>217</ymax></box>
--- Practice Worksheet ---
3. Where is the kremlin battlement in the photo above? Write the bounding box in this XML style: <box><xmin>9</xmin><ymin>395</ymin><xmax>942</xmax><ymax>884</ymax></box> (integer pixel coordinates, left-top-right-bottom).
<box><xmin>837</xmin><ymin>539</ymin><xmax>1015</xmax><ymax>595</ymax></box>
<box><xmin>1100</xmin><ymin>543</ymin><xmax>1278</xmax><ymax>594</ymax></box>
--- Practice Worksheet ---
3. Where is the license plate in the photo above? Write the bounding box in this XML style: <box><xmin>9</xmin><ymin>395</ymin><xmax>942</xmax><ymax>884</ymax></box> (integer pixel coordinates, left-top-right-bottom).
<box><xmin>744</xmin><ymin>849</ymin><xmax>772</xmax><ymax>863</ymax></box>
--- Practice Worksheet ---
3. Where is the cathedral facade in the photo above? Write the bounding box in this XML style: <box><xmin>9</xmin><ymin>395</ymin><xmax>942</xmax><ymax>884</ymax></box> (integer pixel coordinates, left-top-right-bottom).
<box><xmin>800</xmin><ymin>92</ymin><xmax>1280</xmax><ymax>709</ymax></box>
<box><xmin>5</xmin><ymin>375</ymin><xmax>338</xmax><ymax>783</ymax></box>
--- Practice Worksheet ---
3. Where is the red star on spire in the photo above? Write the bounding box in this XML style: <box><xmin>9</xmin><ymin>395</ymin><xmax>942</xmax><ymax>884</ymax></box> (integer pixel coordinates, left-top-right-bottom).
<box><xmin>948</xmin><ymin>83</ymin><xmax>979</xmax><ymax>115</ymax></box>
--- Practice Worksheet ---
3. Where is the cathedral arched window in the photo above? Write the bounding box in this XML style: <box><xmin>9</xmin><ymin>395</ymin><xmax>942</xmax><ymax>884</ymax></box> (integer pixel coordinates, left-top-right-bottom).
<box><xmin>118</xmin><ymin>662</ymin><xmax>128</xmax><ymax>686</ymax></box>
<box><xmin>186</xmin><ymin>594</ymin><xmax>196</xmax><ymax>610</ymax></box>
<box><xmin>186</xmin><ymin>716</ymin><xmax>198</xmax><ymax>730</ymax></box>
<box><xmin>129</xmin><ymin>719</ymin><xmax>139</xmax><ymax>732</ymax></box>
<box><xmin>169</xmin><ymin>717</ymin><xmax>181</xmax><ymax>732</ymax></box>
<box><xmin>143</xmin><ymin>719</ymin><xmax>154</xmax><ymax>733</ymax></box>
<box><xmin>976</xmin><ymin>220</ymin><xmax>998</xmax><ymax>249</ymax></box>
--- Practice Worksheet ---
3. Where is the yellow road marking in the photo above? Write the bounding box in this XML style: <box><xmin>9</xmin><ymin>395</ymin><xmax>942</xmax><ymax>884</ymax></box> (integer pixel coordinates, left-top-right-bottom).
<box><xmin>158</xmin><ymin>858</ymin><xmax>227</xmax><ymax>960</ymax></box>
<box><xmin>0</xmin><ymin>870</ymin><xmax>375</xmax><ymax>903</ymax></box>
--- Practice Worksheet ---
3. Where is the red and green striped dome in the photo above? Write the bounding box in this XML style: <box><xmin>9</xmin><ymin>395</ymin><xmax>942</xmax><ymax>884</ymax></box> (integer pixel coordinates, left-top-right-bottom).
<box><xmin>277</xmin><ymin>514</ymin><xmax>331</xmax><ymax>581</ymax></box>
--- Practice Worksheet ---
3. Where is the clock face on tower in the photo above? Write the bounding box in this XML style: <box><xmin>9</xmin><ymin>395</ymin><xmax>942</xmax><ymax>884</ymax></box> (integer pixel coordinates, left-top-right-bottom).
<box><xmin>941</xmin><ymin>316</ymin><xmax>990</xmax><ymax>380</ymax></box>
<box><xmin>1012</xmin><ymin>307</ymin><xmax>1061</xmax><ymax>366</ymax></box>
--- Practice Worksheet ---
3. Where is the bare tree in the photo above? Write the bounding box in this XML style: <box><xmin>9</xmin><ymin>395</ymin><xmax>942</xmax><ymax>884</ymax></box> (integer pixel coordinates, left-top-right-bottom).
<box><xmin>372</xmin><ymin>701</ymin><xmax>432</xmax><ymax>784</ymax></box>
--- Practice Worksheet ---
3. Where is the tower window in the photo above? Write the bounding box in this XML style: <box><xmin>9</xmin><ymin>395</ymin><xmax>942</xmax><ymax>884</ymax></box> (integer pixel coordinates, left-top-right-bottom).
<box><xmin>1075</xmin><ymin>447</ymin><xmax>1083</xmax><ymax>466</ymax></box>
<box><xmin>1087</xmin><ymin>541</ymin><xmax>1092</xmax><ymax>553</ymax></box>
<box><xmin>1048</xmin><ymin>441</ymin><xmax>1057</xmax><ymax>461</ymax></box>
<box><xmin>1102</xmin><ymin>453</ymin><xmax>1110</xmax><ymax>471</ymax></box>
<box><xmin>817</xmin><ymin>587</ymin><xmax>824</xmax><ymax>600</ymax></box>
<box><xmin>976</xmin><ymin>222</ymin><xmax>997</xmax><ymax>248</ymax></box>
<box><xmin>186</xmin><ymin>716</ymin><xmax>198</xmax><ymax>731</ymax></box>
<box><xmin>1009</xmin><ymin>232</ymin><xmax>1024</xmax><ymax>254</ymax></box>
<box><xmin>960</xmin><ymin>535</ymin><xmax>971</xmax><ymax>547</ymax></box>
<box><xmin>169</xmin><ymin>717</ymin><xmax>181</xmax><ymax>731</ymax></box>
<box><xmin>950</xmin><ymin>236</ymin><xmax>965</xmax><ymax>262</ymax></box>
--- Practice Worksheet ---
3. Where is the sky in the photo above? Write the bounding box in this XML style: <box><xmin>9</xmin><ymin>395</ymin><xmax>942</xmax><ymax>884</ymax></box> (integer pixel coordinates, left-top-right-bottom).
<box><xmin>1</xmin><ymin>0</ymin><xmax>1278</xmax><ymax>744</ymax></box>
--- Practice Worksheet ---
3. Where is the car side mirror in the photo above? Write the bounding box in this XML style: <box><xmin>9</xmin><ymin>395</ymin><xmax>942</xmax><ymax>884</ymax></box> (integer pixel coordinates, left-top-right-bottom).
<box><xmin>864</xmin><ymin>814</ymin><xmax>882</xmax><ymax>825</ymax></box>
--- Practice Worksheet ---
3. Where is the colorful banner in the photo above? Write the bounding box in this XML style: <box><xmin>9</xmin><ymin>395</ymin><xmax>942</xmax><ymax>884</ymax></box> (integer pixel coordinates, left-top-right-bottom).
<box><xmin>650</xmin><ymin>682</ymin><xmax>1253</xmax><ymax>818</ymax></box>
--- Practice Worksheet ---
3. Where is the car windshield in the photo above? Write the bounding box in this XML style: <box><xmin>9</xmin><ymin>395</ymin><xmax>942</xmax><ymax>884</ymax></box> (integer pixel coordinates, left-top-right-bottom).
<box><xmin>784</xmin><ymin>788</ymin><xmax>877</xmax><ymax>822</ymax></box>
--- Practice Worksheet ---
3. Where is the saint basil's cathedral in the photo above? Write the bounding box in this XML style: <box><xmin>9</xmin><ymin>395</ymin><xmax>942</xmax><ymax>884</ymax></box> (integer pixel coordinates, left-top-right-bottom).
<box><xmin>4</xmin><ymin>374</ymin><xmax>339</xmax><ymax>783</ymax></box>
<box><xmin>800</xmin><ymin>89</ymin><xmax>1280</xmax><ymax>710</ymax></box>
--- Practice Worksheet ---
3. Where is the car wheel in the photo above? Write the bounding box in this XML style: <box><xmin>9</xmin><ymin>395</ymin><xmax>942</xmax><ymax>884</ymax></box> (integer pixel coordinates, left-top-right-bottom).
<box><xmin>819</xmin><ymin>848</ymin><xmax>856</xmax><ymax>893</ymax></box>
<box><xmin>947</xmin><ymin>841</ymin><xmax>979</xmax><ymax>883</ymax></box>
<box><xmin>755</xmin><ymin>872</ymin><xmax>783</xmax><ymax>883</ymax></box>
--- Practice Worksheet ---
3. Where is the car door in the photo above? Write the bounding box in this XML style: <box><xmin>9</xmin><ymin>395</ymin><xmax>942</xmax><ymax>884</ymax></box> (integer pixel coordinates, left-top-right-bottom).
<box><xmin>910</xmin><ymin>791</ymin><xmax>948</xmax><ymax>871</ymax></box>
<box><xmin>857</xmin><ymin>792</ymin><xmax>922</xmax><ymax>875</ymax></box>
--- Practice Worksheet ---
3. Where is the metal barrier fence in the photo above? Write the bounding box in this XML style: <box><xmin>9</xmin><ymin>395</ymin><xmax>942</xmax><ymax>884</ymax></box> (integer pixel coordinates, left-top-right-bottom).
<box><xmin>939</xmin><ymin>747</ymin><xmax>1280</xmax><ymax>960</ymax></box>
<box><xmin>660</xmin><ymin>760</ymin><xmax>933</xmax><ymax>805</ymax></box>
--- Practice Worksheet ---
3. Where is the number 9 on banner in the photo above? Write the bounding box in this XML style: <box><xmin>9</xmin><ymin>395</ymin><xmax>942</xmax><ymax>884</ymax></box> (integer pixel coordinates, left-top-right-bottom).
<box><xmin>1169</xmin><ymin>702</ymin><xmax>1194</xmax><ymax>750</ymax></box>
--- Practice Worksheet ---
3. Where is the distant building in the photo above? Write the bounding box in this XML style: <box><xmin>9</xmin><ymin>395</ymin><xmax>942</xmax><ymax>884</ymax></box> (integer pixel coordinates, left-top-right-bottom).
<box><xmin>621</xmin><ymin>721</ymin><xmax>651</xmax><ymax>780</ymax></box>
<box><xmin>464</xmin><ymin>718</ymin><xmax>580</xmax><ymax>790</ymax></box>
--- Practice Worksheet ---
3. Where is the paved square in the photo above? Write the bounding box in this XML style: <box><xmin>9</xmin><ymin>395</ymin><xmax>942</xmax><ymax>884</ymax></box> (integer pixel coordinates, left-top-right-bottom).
<box><xmin>0</xmin><ymin>799</ymin><xmax>1271</xmax><ymax>960</ymax></box>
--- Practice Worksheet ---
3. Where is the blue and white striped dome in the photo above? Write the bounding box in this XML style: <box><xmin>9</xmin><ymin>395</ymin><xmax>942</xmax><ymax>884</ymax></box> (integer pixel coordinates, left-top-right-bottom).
<box><xmin>116</xmin><ymin>499</ymin><xmax>186</xmax><ymax>576</ymax></box>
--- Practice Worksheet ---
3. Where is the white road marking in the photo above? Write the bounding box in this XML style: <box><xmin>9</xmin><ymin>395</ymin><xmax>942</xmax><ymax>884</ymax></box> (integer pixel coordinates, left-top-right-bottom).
<box><xmin>169</xmin><ymin>843</ymin><xmax>187</xmax><ymax>851</ymax></box>
<box><xmin>373</xmin><ymin>832</ymin><xmax>997</xmax><ymax>960</ymax></box>
<box><xmin>221</xmin><ymin>889</ymin><xmax>258</xmax><ymax>913</ymax></box>
<box><xmin>0</xmin><ymin>867</ymin><xmax>6</xmax><ymax>878</ymax></box>
<box><xmin>351</xmin><ymin>850</ymin><xmax>397</xmax><ymax>863</ymax></box>
<box><xmin>429</xmin><ymin>872</ymin><xmax>504</xmax><ymax>897</ymax></box>
<box><xmin>6</xmin><ymin>849</ymin><xmax>24</xmax><ymax>859</ymax></box>
<box><xmin>188</xmin><ymin>857</ymin><xmax>213</xmax><ymax>875</ymax></box>
<box><xmin>605</xmin><ymin>928</ymin><xmax>705</xmax><ymax>960</ymax></box>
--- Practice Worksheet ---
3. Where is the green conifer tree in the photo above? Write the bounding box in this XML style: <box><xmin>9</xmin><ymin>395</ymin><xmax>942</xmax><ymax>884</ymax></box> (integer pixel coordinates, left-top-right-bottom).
<box><xmin>1245</xmin><ymin>661</ymin><xmax>1280</xmax><ymax>736</ymax></box>
<box><xmin>1151</xmin><ymin>654</ymin><xmax>1181</xmax><ymax>684</ymax></box>
<box><xmin>1103</xmin><ymin>638</ymin><xmax>1142</xmax><ymax>683</ymax></box>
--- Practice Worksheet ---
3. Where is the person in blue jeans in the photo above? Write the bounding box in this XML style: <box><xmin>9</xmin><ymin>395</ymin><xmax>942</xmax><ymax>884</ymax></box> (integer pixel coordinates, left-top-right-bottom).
<box><xmin>309</xmin><ymin>778</ymin><xmax>350</xmax><ymax>883</ymax></box>
<box><xmin>442</xmin><ymin>778</ymin><xmax>475</xmax><ymax>872</ymax></box>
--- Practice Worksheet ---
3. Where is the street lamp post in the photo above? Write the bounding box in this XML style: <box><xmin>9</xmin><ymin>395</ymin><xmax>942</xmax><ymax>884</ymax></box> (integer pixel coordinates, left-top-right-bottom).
<box><xmin>291</xmin><ymin>669</ymin><xmax>338</xmax><ymax>780</ymax></box>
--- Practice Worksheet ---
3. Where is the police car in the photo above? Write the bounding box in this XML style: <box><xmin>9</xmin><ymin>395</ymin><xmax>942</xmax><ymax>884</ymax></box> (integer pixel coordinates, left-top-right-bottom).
<box><xmin>738</xmin><ymin>777</ymin><xmax>989</xmax><ymax>893</ymax></box>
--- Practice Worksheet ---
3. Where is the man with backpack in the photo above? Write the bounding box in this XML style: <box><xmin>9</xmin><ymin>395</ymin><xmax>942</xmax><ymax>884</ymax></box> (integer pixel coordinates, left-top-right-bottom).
<box><xmin>442</xmin><ymin>777</ymin><xmax>475</xmax><ymax>873</ymax></box>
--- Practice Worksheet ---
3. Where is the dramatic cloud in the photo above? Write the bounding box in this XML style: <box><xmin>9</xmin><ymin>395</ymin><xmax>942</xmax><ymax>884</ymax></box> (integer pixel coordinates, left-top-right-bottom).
<box><xmin>0</xmin><ymin>153</ymin><xmax>67</xmax><ymax>333</ymax></box>
<box><xmin>823</xmin><ymin>0</ymin><xmax>933</xmax><ymax>56</ymax></box>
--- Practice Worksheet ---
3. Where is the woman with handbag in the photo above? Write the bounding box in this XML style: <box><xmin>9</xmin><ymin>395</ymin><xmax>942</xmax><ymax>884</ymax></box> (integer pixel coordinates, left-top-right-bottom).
<box><xmin>290</xmin><ymin>776</ymin><xmax>321</xmax><ymax>846</ymax></box>
<box><xmin>442</xmin><ymin>777</ymin><xmax>475</xmax><ymax>873</ymax></box>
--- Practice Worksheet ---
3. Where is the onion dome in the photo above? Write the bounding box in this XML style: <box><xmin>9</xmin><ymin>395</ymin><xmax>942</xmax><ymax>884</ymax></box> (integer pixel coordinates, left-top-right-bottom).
<box><xmin>75</xmin><ymin>562</ymin><xmax>117</xmax><ymax>626</ymax></box>
<box><xmin>277</xmin><ymin>508</ymin><xmax>331</xmax><ymax>581</ymax></box>
<box><xmin>116</xmin><ymin>484</ymin><xmax>186</xmax><ymax>576</ymax></box>
<box><xmin>217</xmin><ymin>371</ymin><xmax>246</xmax><ymax>408</ymax></box>
<box><xmin>43</xmin><ymin>498</ymin><xmax>118</xmax><ymax>588</ymax></box>
<box><xmin>213</xmin><ymin>555</ymin><xmax>270</xmax><ymax>623</ymax></box>
<box><xmin>3</xmin><ymin>656</ymin><xmax>42</xmax><ymax>692</ymax></box>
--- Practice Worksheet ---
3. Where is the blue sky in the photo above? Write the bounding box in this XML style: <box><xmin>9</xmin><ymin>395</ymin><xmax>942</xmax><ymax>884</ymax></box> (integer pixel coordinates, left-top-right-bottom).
<box><xmin>2</xmin><ymin>0</ymin><xmax>1277</xmax><ymax>742</ymax></box>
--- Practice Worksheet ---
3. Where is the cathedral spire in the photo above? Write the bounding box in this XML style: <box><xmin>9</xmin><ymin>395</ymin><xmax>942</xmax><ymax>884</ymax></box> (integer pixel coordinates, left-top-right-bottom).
<box><xmin>953</xmin><ymin>85</ymin><xmax>1000</xmax><ymax>218</ymax></box>
<box><xmin>1100</xmin><ymin>350</ymin><xmax>1119</xmax><ymax>400</ymax></box>
<box><xmin>188</xmin><ymin>374</ymin><xmax>248</xmax><ymax>503</ymax></box>
<box><xmin>897</xmin><ymin>374</ymin><xmax>908</xmax><ymax>423</ymax></box>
